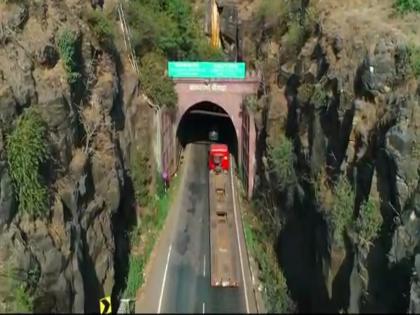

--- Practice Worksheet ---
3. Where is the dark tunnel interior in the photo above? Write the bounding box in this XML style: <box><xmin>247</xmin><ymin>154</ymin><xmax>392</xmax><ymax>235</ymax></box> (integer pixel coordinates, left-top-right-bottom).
<box><xmin>176</xmin><ymin>101</ymin><xmax>238</xmax><ymax>162</ymax></box>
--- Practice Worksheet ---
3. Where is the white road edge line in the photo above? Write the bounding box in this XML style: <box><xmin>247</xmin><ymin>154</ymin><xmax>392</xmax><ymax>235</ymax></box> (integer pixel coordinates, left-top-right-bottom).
<box><xmin>202</xmin><ymin>302</ymin><xmax>206</xmax><ymax>313</ymax></box>
<box><xmin>158</xmin><ymin>245</ymin><xmax>172</xmax><ymax>314</ymax></box>
<box><xmin>230</xmin><ymin>165</ymin><xmax>250</xmax><ymax>313</ymax></box>
<box><xmin>203</xmin><ymin>255</ymin><xmax>206</xmax><ymax>277</ymax></box>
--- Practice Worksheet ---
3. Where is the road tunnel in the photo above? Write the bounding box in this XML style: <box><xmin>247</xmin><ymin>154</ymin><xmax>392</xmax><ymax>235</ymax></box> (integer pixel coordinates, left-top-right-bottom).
<box><xmin>176</xmin><ymin>101</ymin><xmax>238</xmax><ymax>163</ymax></box>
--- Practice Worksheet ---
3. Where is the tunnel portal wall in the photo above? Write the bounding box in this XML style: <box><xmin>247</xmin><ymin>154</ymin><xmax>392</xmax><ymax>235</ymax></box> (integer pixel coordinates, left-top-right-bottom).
<box><xmin>166</xmin><ymin>76</ymin><xmax>259</xmax><ymax>198</ymax></box>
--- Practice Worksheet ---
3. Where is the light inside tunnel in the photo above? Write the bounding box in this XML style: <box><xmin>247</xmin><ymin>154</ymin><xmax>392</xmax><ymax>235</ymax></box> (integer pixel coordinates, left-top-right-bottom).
<box><xmin>176</xmin><ymin>101</ymin><xmax>238</xmax><ymax>163</ymax></box>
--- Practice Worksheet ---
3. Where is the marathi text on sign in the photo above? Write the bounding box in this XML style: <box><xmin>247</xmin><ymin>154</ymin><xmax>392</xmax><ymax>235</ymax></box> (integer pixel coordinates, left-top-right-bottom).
<box><xmin>188</xmin><ymin>84</ymin><xmax>227</xmax><ymax>92</ymax></box>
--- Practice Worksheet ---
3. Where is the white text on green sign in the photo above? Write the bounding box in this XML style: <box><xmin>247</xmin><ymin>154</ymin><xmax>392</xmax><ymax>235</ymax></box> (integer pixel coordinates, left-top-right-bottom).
<box><xmin>168</xmin><ymin>62</ymin><xmax>246</xmax><ymax>79</ymax></box>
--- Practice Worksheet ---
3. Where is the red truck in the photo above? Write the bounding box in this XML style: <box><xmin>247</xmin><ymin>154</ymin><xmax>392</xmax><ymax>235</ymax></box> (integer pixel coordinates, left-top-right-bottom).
<box><xmin>208</xmin><ymin>143</ymin><xmax>230</xmax><ymax>172</ymax></box>
<box><xmin>208</xmin><ymin>144</ymin><xmax>239</xmax><ymax>287</ymax></box>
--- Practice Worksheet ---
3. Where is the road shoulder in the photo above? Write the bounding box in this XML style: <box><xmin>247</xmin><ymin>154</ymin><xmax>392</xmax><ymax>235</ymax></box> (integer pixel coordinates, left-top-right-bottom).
<box><xmin>135</xmin><ymin>145</ymin><xmax>192</xmax><ymax>313</ymax></box>
<box><xmin>231</xmin><ymin>161</ymin><xmax>259</xmax><ymax>313</ymax></box>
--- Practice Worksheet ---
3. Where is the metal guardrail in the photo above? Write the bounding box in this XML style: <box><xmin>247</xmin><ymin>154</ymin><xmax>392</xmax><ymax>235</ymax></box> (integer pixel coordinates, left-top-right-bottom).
<box><xmin>117</xmin><ymin>298</ymin><xmax>135</xmax><ymax>314</ymax></box>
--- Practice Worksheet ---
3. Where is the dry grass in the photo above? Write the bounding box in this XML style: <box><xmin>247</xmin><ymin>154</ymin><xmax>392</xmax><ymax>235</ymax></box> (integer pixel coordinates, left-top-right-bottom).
<box><xmin>81</xmin><ymin>105</ymin><xmax>101</xmax><ymax>133</ymax></box>
<box><xmin>353</xmin><ymin>100</ymin><xmax>378</xmax><ymax>137</ymax></box>
<box><xmin>69</xmin><ymin>148</ymin><xmax>88</xmax><ymax>175</ymax></box>
<box><xmin>19</xmin><ymin>16</ymin><xmax>50</xmax><ymax>46</ymax></box>
<box><xmin>315</xmin><ymin>0</ymin><xmax>420</xmax><ymax>46</ymax></box>
<box><xmin>236</xmin><ymin>0</ymin><xmax>263</xmax><ymax>21</ymax></box>
<box><xmin>314</xmin><ymin>167</ymin><xmax>334</xmax><ymax>209</ymax></box>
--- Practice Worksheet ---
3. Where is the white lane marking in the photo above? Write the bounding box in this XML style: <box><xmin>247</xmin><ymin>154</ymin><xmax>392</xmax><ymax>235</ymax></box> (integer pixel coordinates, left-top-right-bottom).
<box><xmin>202</xmin><ymin>302</ymin><xmax>206</xmax><ymax>313</ymax></box>
<box><xmin>158</xmin><ymin>245</ymin><xmax>172</xmax><ymax>313</ymax></box>
<box><xmin>230</xmin><ymin>165</ymin><xmax>250</xmax><ymax>313</ymax></box>
<box><xmin>203</xmin><ymin>255</ymin><xmax>206</xmax><ymax>277</ymax></box>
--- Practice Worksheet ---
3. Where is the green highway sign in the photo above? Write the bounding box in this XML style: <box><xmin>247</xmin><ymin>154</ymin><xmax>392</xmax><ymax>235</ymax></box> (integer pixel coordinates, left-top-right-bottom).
<box><xmin>167</xmin><ymin>61</ymin><xmax>246</xmax><ymax>79</ymax></box>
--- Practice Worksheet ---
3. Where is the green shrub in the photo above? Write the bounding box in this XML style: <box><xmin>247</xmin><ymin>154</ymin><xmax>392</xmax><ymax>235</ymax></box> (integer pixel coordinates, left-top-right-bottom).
<box><xmin>243</xmin><ymin>207</ymin><xmax>295</xmax><ymax>313</ymax></box>
<box><xmin>138</xmin><ymin>51</ymin><xmax>177</xmax><ymax>108</ymax></box>
<box><xmin>155</xmin><ymin>171</ymin><xmax>165</xmax><ymax>200</ymax></box>
<box><xmin>13</xmin><ymin>285</ymin><xmax>33</xmax><ymax>313</ymax></box>
<box><xmin>310</xmin><ymin>84</ymin><xmax>328</xmax><ymax>108</ymax></box>
<box><xmin>123</xmin><ymin>172</ymin><xmax>180</xmax><ymax>299</ymax></box>
<box><xmin>192</xmin><ymin>37</ymin><xmax>225</xmax><ymax>61</ymax></box>
<box><xmin>131</xmin><ymin>148</ymin><xmax>151</xmax><ymax>207</ymax></box>
<box><xmin>124</xmin><ymin>254</ymin><xmax>143</xmax><ymax>299</ymax></box>
<box><xmin>244</xmin><ymin>95</ymin><xmax>259</xmax><ymax>112</ymax></box>
<box><xmin>6</xmin><ymin>107</ymin><xmax>49</xmax><ymax>217</ymax></box>
<box><xmin>355</xmin><ymin>197</ymin><xmax>383</xmax><ymax>246</ymax></box>
<box><xmin>126</xmin><ymin>0</ymin><xmax>225</xmax><ymax>61</ymax></box>
<box><xmin>268</xmin><ymin>135</ymin><xmax>297</xmax><ymax>190</ymax></box>
<box><xmin>329</xmin><ymin>176</ymin><xmax>355</xmax><ymax>246</ymax></box>
<box><xmin>86</xmin><ymin>10</ymin><xmax>115</xmax><ymax>43</ymax></box>
<box><xmin>57</xmin><ymin>29</ymin><xmax>81</xmax><ymax>84</ymax></box>
<box><xmin>284</xmin><ymin>20</ymin><xmax>308</xmax><ymax>55</ymax></box>
<box><xmin>255</xmin><ymin>0</ymin><xmax>289</xmax><ymax>40</ymax></box>
<box><xmin>297</xmin><ymin>83</ymin><xmax>315</xmax><ymax>104</ymax></box>
<box><xmin>2</xmin><ymin>258</ymin><xmax>40</xmax><ymax>313</ymax></box>
<box><xmin>282</xmin><ymin>3</ymin><xmax>317</xmax><ymax>55</ymax></box>
<box><xmin>408</xmin><ymin>45</ymin><xmax>420</xmax><ymax>78</ymax></box>
<box><xmin>394</xmin><ymin>0</ymin><xmax>420</xmax><ymax>13</ymax></box>
<box><xmin>125</xmin><ymin>0</ymin><xmax>225</xmax><ymax>110</ymax></box>
<box><xmin>126</xmin><ymin>0</ymin><xmax>188</xmax><ymax>59</ymax></box>
<box><xmin>255</xmin><ymin>0</ymin><xmax>317</xmax><ymax>45</ymax></box>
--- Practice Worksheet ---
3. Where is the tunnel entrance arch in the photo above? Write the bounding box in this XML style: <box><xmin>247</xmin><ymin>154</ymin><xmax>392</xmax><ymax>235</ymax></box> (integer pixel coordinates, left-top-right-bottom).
<box><xmin>176</xmin><ymin>101</ymin><xmax>238</xmax><ymax>162</ymax></box>
<box><xmin>159</xmin><ymin>72</ymin><xmax>260</xmax><ymax>198</ymax></box>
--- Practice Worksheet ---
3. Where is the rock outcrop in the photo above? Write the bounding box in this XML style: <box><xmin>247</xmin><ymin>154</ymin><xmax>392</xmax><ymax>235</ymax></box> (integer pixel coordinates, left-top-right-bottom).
<box><xmin>0</xmin><ymin>0</ymin><xmax>151</xmax><ymax>312</ymax></box>
<box><xmin>244</xmin><ymin>0</ymin><xmax>420</xmax><ymax>313</ymax></box>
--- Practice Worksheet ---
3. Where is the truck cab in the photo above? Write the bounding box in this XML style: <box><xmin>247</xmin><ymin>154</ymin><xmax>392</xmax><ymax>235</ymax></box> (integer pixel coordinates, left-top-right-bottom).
<box><xmin>208</xmin><ymin>144</ymin><xmax>229</xmax><ymax>173</ymax></box>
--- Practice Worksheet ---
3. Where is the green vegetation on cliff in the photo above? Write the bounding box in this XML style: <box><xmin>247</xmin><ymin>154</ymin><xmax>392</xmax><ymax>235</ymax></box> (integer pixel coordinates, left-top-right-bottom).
<box><xmin>355</xmin><ymin>197</ymin><xmax>383</xmax><ymax>247</ymax></box>
<box><xmin>125</xmin><ymin>0</ymin><xmax>223</xmax><ymax>108</ymax></box>
<box><xmin>126</xmin><ymin>0</ymin><xmax>223</xmax><ymax>61</ymax></box>
<box><xmin>395</xmin><ymin>0</ymin><xmax>420</xmax><ymax>12</ymax></box>
<box><xmin>409</xmin><ymin>45</ymin><xmax>420</xmax><ymax>78</ymax></box>
<box><xmin>255</xmin><ymin>0</ymin><xmax>288</xmax><ymax>41</ymax></box>
<box><xmin>124</xmin><ymin>172</ymin><xmax>180</xmax><ymax>299</ymax></box>
<box><xmin>330</xmin><ymin>176</ymin><xmax>355</xmax><ymax>246</ymax></box>
<box><xmin>2</xmin><ymin>260</ymin><xmax>41</xmax><ymax>313</ymax></box>
<box><xmin>139</xmin><ymin>52</ymin><xmax>178</xmax><ymax>108</ymax></box>
<box><xmin>86</xmin><ymin>10</ymin><xmax>115</xmax><ymax>45</ymax></box>
<box><xmin>314</xmin><ymin>172</ymin><xmax>383</xmax><ymax>249</ymax></box>
<box><xmin>268</xmin><ymin>135</ymin><xmax>297</xmax><ymax>191</ymax></box>
<box><xmin>131</xmin><ymin>147</ymin><xmax>152</xmax><ymax>208</ymax></box>
<box><xmin>6</xmin><ymin>108</ymin><xmax>49</xmax><ymax>217</ymax></box>
<box><xmin>243</xmin><ymin>197</ymin><xmax>295</xmax><ymax>313</ymax></box>
<box><xmin>315</xmin><ymin>173</ymin><xmax>355</xmax><ymax>246</ymax></box>
<box><xmin>255</xmin><ymin>0</ymin><xmax>317</xmax><ymax>57</ymax></box>
<box><xmin>57</xmin><ymin>29</ymin><xmax>81</xmax><ymax>84</ymax></box>
<box><xmin>310</xmin><ymin>84</ymin><xmax>329</xmax><ymax>108</ymax></box>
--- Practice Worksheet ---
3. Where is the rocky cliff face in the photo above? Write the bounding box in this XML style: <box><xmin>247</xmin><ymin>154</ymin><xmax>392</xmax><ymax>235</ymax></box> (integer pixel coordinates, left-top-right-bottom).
<box><xmin>0</xmin><ymin>1</ymin><xmax>152</xmax><ymax>312</ymax></box>
<box><xmin>242</xmin><ymin>0</ymin><xmax>420</xmax><ymax>313</ymax></box>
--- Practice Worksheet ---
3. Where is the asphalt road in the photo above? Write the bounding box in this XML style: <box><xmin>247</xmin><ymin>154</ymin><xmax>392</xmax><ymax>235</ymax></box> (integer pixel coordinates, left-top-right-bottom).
<box><xmin>136</xmin><ymin>143</ymin><xmax>256</xmax><ymax>313</ymax></box>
